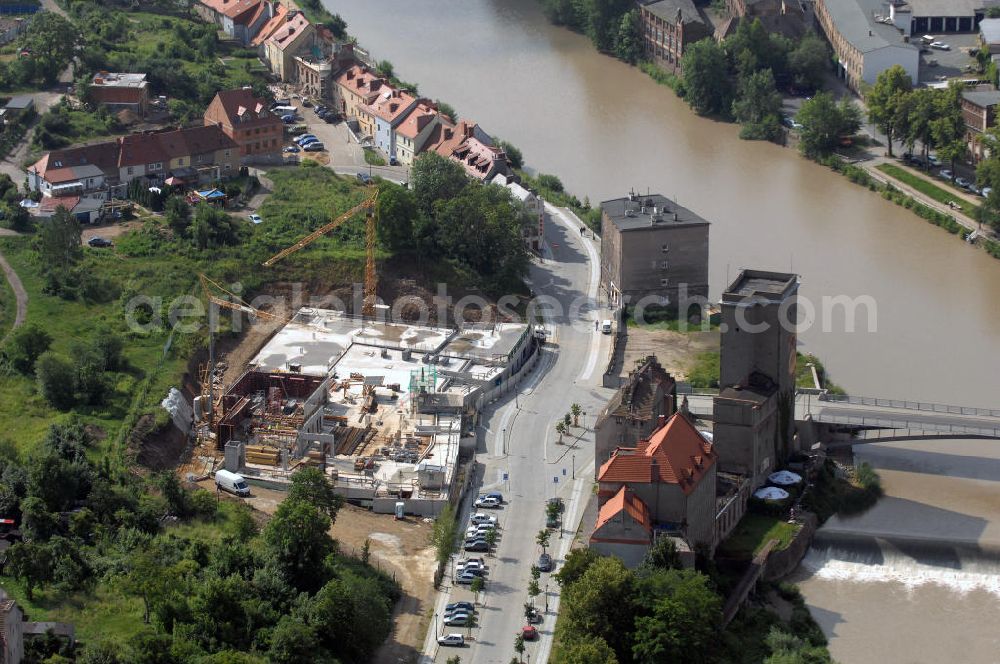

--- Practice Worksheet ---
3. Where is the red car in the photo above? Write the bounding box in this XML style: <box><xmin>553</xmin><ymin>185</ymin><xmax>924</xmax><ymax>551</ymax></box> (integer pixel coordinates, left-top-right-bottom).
<box><xmin>521</xmin><ymin>625</ymin><xmax>538</xmax><ymax>641</ymax></box>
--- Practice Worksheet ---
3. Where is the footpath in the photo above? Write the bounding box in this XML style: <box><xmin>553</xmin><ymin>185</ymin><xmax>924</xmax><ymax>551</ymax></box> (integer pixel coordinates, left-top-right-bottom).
<box><xmin>0</xmin><ymin>244</ymin><xmax>27</xmax><ymax>343</ymax></box>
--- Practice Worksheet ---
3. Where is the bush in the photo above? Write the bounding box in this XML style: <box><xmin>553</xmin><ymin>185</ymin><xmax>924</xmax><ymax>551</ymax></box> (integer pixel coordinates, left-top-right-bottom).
<box><xmin>3</xmin><ymin>323</ymin><xmax>52</xmax><ymax>374</ymax></box>
<box><xmin>36</xmin><ymin>351</ymin><xmax>77</xmax><ymax>409</ymax></box>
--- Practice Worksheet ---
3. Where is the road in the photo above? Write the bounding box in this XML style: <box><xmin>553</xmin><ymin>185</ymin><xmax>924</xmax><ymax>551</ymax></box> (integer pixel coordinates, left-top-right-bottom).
<box><xmin>421</xmin><ymin>203</ymin><xmax>615</xmax><ymax>663</ymax></box>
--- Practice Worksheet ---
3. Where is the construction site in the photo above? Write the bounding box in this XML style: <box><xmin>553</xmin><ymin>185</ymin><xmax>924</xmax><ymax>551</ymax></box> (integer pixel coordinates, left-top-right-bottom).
<box><xmin>196</xmin><ymin>308</ymin><xmax>536</xmax><ymax>515</ymax></box>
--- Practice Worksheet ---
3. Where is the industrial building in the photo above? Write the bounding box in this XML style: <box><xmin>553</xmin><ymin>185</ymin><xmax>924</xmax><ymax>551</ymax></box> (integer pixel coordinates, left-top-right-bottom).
<box><xmin>206</xmin><ymin>309</ymin><xmax>535</xmax><ymax>515</ymax></box>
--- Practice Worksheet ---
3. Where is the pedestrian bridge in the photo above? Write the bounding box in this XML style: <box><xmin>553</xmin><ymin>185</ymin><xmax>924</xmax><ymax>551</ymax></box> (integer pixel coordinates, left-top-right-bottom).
<box><xmin>681</xmin><ymin>390</ymin><xmax>1000</xmax><ymax>441</ymax></box>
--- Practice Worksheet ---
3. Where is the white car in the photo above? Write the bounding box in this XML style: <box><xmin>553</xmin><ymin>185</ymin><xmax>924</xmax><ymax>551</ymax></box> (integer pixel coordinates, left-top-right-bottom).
<box><xmin>474</xmin><ymin>496</ymin><xmax>501</xmax><ymax>508</ymax></box>
<box><xmin>930</xmin><ymin>41</ymin><xmax>951</xmax><ymax>50</ymax></box>
<box><xmin>457</xmin><ymin>561</ymin><xmax>484</xmax><ymax>573</ymax></box>
<box><xmin>955</xmin><ymin>176</ymin><xmax>972</xmax><ymax>189</ymax></box>
<box><xmin>982</xmin><ymin>187</ymin><xmax>993</xmax><ymax>198</ymax></box>
<box><xmin>470</xmin><ymin>513</ymin><xmax>497</xmax><ymax>526</ymax></box>
<box><xmin>437</xmin><ymin>633</ymin><xmax>465</xmax><ymax>647</ymax></box>
<box><xmin>248</xmin><ymin>213</ymin><xmax>262</xmax><ymax>224</ymax></box>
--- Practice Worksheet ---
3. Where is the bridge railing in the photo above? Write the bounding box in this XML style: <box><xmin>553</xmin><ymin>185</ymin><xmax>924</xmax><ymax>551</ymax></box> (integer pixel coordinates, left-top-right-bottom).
<box><xmin>817</xmin><ymin>393</ymin><xmax>1000</xmax><ymax>418</ymax></box>
<box><xmin>815</xmin><ymin>413</ymin><xmax>1000</xmax><ymax>438</ymax></box>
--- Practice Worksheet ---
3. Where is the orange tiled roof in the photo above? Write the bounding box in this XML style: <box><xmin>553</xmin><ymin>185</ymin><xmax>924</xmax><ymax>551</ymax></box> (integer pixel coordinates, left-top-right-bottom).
<box><xmin>597</xmin><ymin>412</ymin><xmax>715</xmax><ymax>495</ymax></box>
<box><xmin>396</xmin><ymin>102</ymin><xmax>438</xmax><ymax>139</ymax></box>
<box><xmin>269</xmin><ymin>12</ymin><xmax>310</xmax><ymax>51</ymax></box>
<box><xmin>363</xmin><ymin>88</ymin><xmax>416</xmax><ymax>124</ymax></box>
<box><xmin>251</xmin><ymin>3</ymin><xmax>287</xmax><ymax>46</ymax></box>
<box><xmin>594</xmin><ymin>486</ymin><xmax>652</xmax><ymax>534</ymax></box>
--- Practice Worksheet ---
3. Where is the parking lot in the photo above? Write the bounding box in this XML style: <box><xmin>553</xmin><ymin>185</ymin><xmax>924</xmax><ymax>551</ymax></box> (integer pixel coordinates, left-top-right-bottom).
<box><xmin>918</xmin><ymin>32</ymin><xmax>981</xmax><ymax>84</ymax></box>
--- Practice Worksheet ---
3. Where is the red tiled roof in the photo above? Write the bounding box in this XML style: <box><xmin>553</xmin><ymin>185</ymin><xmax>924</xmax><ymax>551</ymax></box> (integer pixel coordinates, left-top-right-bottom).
<box><xmin>268</xmin><ymin>12</ymin><xmax>311</xmax><ymax>51</ymax></box>
<box><xmin>251</xmin><ymin>3</ymin><xmax>287</xmax><ymax>46</ymax></box>
<box><xmin>597</xmin><ymin>412</ymin><xmax>715</xmax><ymax>495</ymax></box>
<box><xmin>396</xmin><ymin>102</ymin><xmax>438</xmax><ymax>139</ymax></box>
<box><xmin>118</xmin><ymin>126</ymin><xmax>238</xmax><ymax>168</ymax></box>
<box><xmin>595</xmin><ymin>486</ymin><xmax>652</xmax><ymax>534</ymax></box>
<box><xmin>362</xmin><ymin>88</ymin><xmax>417</xmax><ymax>124</ymax></box>
<box><xmin>205</xmin><ymin>89</ymin><xmax>280</xmax><ymax>129</ymax></box>
<box><xmin>29</xmin><ymin>141</ymin><xmax>120</xmax><ymax>182</ymax></box>
<box><xmin>335</xmin><ymin>65</ymin><xmax>387</xmax><ymax>101</ymax></box>
<box><xmin>222</xmin><ymin>0</ymin><xmax>261</xmax><ymax>23</ymax></box>
<box><xmin>39</xmin><ymin>195</ymin><xmax>80</xmax><ymax>214</ymax></box>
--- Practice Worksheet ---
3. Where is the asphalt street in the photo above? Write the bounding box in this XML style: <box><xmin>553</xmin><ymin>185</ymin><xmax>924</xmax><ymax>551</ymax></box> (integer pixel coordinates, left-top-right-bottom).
<box><xmin>420</xmin><ymin>202</ymin><xmax>616</xmax><ymax>664</ymax></box>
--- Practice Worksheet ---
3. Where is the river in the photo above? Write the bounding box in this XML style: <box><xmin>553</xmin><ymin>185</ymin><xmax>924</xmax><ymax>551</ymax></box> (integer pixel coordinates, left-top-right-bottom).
<box><xmin>328</xmin><ymin>1</ymin><xmax>1000</xmax><ymax>661</ymax></box>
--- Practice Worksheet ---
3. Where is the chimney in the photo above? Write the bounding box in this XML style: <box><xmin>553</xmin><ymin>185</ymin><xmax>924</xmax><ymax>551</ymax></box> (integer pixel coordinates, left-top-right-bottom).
<box><xmin>657</xmin><ymin>414</ymin><xmax>667</xmax><ymax>429</ymax></box>
<box><xmin>650</xmin><ymin>457</ymin><xmax>659</xmax><ymax>483</ymax></box>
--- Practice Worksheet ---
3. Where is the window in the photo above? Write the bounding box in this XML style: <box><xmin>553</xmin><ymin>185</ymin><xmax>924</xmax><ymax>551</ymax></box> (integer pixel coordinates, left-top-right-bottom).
<box><xmin>178</xmin><ymin>158</ymin><xmax>185</xmax><ymax>166</ymax></box>
<box><xmin>661</xmin><ymin>244</ymin><xmax>670</xmax><ymax>253</ymax></box>
<box><xmin>660</xmin><ymin>260</ymin><xmax>669</xmax><ymax>269</ymax></box>
<box><xmin>224</xmin><ymin>150</ymin><xmax>231</xmax><ymax>157</ymax></box>
<box><xmin>224</xmin><ymin>163</ymin><xmax>231</xmax><ymax>171</ymax></box>
<box><xmin>127</xmin><ymin>166</ymin><xmax>134</xmax><ymax>175</ymax></box>
<box><xmin>660</xmin><ymin>278</ymin><xmax>669</xmax><ymax>287</ymax></box>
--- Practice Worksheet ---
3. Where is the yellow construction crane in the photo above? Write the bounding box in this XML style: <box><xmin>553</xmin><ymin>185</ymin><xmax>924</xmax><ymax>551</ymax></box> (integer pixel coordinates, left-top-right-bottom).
<box><xmin>261</xmin><ymin>188</ymin><xmax>381</xmax><ymax>317</ymax></box>
<box><xmin>198</xmin><ymin>273</ymin><xmax>284</xmax><ymax>426</ymax></box>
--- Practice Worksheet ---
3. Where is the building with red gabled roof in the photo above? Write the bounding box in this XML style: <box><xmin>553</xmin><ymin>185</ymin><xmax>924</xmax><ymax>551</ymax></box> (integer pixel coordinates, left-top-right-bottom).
<box><xmin>251</xmin><ymin>1</ymin><xmax>287</xmax><ymax>47</ymax></box>
<box><xmin>590</xmin><ymin>487</ymin><xmax>655</xmax><ymax>566</ymax></box>
<box><xmin>395</xmin><ymin>101</ymin><xmax>441</xmax><ymax>166</ymax></box>
<box><xmin>359</xmin><ymin>88</ymin><xmax>418</xmax><ymax>160</ymax></box>
<box><xmin>261</xmin><ymin>10</ymin><xmax>315</xmax><ymax>82</ymax></box>
<box><xmin>195</xmin><ymin>0</ymin><xmax>274</xmax><ymax>46</ymax></box>
<box><xmin>204</xmin><ymin>88</ymin><xmax>283</xmax><ymax>162</ymax></box>
<box><xmin>333</xmin><ymin>65</ymin><xmax>387</xmax><ymax>125</ymax></box>
<box><xmin>596</xmin><ymin>411</ymin><xmax>717</xmax><ymax>552</ymax></box>
<box><xmin>426</xmin><ymin>119</ymin><xmax>511</xmax><ymax>182</ymax></box>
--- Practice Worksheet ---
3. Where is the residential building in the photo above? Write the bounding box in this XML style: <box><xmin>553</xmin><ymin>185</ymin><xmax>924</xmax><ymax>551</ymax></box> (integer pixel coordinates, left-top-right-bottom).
<box><xmin>0</xmin><ymin>17</ymin><xmax>26</xmax><ymax>46</ymax></box>
<box><xmin>28</xmin><ymin>126</ymin><xmax>238</xmax><ymax>196</ymax></box>
<box><xmin>250</xmin><ymin>1</ymin><xmax>287</xmax><ymax>49</ymax></box>
<box><xmin>638</xmin><ymin>0</ymin><xmax>712</xmax><ymax>75</ymax></box>
<box><xmin>590</xmin><ymin>486</ymin><xmax>655</xmax><ymax>567</ymax></box>
<box><xmin>204</xmin><ymin>88</ymin><xmax>283</xmax><ymax>162</ymax></box>
<box><xmin>815</xmin><ymin>0</ymin><xmax>919</xmax><ymax>93</ymax></box>
<box><xmin>595</xmin><ymin>412</ymin><xmax>718</xmax><ymax>555</ymax></box>
<box><xmin>0</xmin><ymin>590</ymin><xmax>24</xmax><ymax>664</ymax></box>
<box><xmin>429</xmin><ymin>120</ymin><xmax>511</xmax><ymax>181</ymax></box>
<box><xmin>88</xmin><ymin>72</ymin><xmax>149</xmax><ymax>117</ymax></box>
<box><xmin>395</xmin><ymin>101</ymin><xmax>441</xmax><ymax>166</ymax></box>
<box><xmin>195</xmin><ymin>0</ymin><xmax>272</xmax><ymax>46</ymax></box>
<box><xmin>363</xmin><ymin>88</ymin><xmax>418</xmax><ymax>159</ymax></box>
<box><xmin>27</xmin><ymin>141</ymin><xmax>120</xmax><ymax>197</ymax></box>
<box><xmin>961</xmin><ymin>87</ymin><xmax>1000</xmax><ymax>161</ymax></box>
<box><xmin>713</xmin><ymin>270</ymin><xmax>799</xmax><ymax>484</ymax></box>
<box><xmin>118</xmin><ymin>125</ymin><xmax>240</xmax><ymax>186</ymax></box>
<box><xmin>262</xmin><ymin>10</ymin><xmax>315</xmax><ymax>81</ymax></box>
<box><xmin>491</xmin><ymin>173</ymin><xmax>545</xmax><ymax>252</ymax></box>
<box><xmin>333</xmin><ymin>65</ymin><xmax>386</xmax><ymax>122</ymax></box>
<box><xmin>594</xmin><ymin>355</ymin><xmax>677</xmax><ymax>473</ymax></box>
<box><xmin>599</xmin><ymin>191</ymin><xmax>710</xmax><ymax>311</ymax></box>
<box><xmin>981</xmin><ymin>17</ymin><xmax>1000</xmax><ymax>54</ymax></box>
<box><xmin>295</xmin><ymin>55</ymin><xmax>333</xmax><ymax>100</ymax></box>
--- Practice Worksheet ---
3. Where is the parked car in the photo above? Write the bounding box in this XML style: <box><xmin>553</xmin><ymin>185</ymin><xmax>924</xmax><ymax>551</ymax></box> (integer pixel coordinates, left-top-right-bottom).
<box><xmin>522</xmin><ymin>625</ymin><xmax>538</xmax><ymax>640</ymax></box>
<box><xmin>437</xmin><ymin>633</ymin><xmax>465</xmax><ymax>647</ymax></box>
<box><xmin>926</xmin><ymin>154</ymin><xmax>941</xmax><ymax>167</ymax></box>
<box><xmin>356</xmin><ymin>172</ymin><xmax>373</xmax><ymax>185</ymax></box>
<box><xmin>457</xmin><ymin>559</ymin><xmax>485</xmax><ymax>571</ymax></box>
<box><xmin>470</xmin><ymin>513</ymin><xmax>498</xmax><ymax>526</ymax></box>
<box><xmin>283</xmin><ymin>145</ymin><xmax>300</xmax><ymax>153</ymax></box>
<box><xmin>464</xmin><ymin>540</ymin><xmax>489</xmax><ymax>552</ymax></box>
<box><xmin>939</xmin><ymin>169</ymin><xmax>953</xmax><ymax>180</ymax></box>
<box><xmin>982</xmin><ymin>187</ymin><xmax>993</xmax><ymax>197</ymax></box>
<box><xmin>930</xmin><ymin>41</ymin><xmax>951</xmax><ymax>50</ymax></box>
<box><xmin>444</xmin><ymin>612</ymin><xmax>472</xmax><ymax>625</ymax></box>
<box><xmin>215</xmin><ymin>470</ymin><xmax>250</xmax><ymax>497</ymax></box>
<box><xmin>475</xmin><ymin>495</ymin><xmax>501</xmax><ymax>509</ymax></box>
<box><xmin>302</xmin><ymin>99</ymin><xmax>313</xmax><ymax>107</ymax></box>
<box><xmin>444</xmin><ymin>610</ymin><xmax>471</xmax><ymax>622</ymax></box>
<box><xmin>538</xmin><ymin>553</ymin><xmax>553</xmax><ymax>572</ymax></box>
<box><xmin>955</xmin><ymin>176</ymin><xmax>972</xmax><ymax>189</ymax></box>
<box><xmin>298</xmin><ymin>137</ymin><xmax>320</xmax><ymax>147</ymax></box>
<box><xmin>324</xmin><ymin>114</ymin><xmax>339</xmax><ymax>123</ymax></box>
<box><xmin>303</xmin><ymin>142</ymin><xmax>325</xmax><ymax>152</ymax></box>
<box><xmin>295</xmin><ymin>134</ymin><xmax>318</xmax><ymax>144</ymax></box>
<box><xmin>87</xmin><ymin>236</ymin><xmax>112</xmax><ymax>248</ymax></box>
<box><xmin>446</xmin><ymin>601</ymin><xmax>476</xmax><ymax>614</ymax></box>
<box><xmin>389</xmin><ymin>155</ymin><xmax>399</xmax><ymax>166</ymax></box>
<box><xmin>526</xmin><ymin>607</ymin><xmax>543</xmax><ymax>624</ymax></box>
<box><xmin>280</xmin><ymin>114</ymin><xmax>296</xmax><ymax>123</ymax></box>
<box><xmin>248</xmin><ymin>213</ymin><xmax>262</xmax><ymax>224</ymax></box>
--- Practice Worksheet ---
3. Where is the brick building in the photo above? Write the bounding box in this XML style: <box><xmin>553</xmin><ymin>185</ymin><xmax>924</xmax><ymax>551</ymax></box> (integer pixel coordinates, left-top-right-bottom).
<box><xmin>638</xmin><ymin>0</ymin><xmax>712</xmax><ymax>74</ymax></box>
<box><xmin>204</xmin><ymin>88</ymin><xmax>283</xmax><ymax>162</ymax></box>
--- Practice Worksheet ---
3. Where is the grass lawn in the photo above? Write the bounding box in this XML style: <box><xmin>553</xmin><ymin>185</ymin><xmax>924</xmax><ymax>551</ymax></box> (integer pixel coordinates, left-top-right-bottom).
<box><xmin>0</xmin><ymin>262</ymin><xmax>13</xmax><ymax>339</ymax></box>
<box><xmin>717</xmin><ymin>513</ymin><xmax>801</xmax><ymax>558</ymax></box>
<box><xmin>627</xmin><ymin>310</ymin><xmax>720</xmax><ymax>332</ymax></box>
<box><xmin>686</xmin><ymin>350</ymin><xmax>720</xmax><ymax>389</ymax></box>
<box><xmin>877</xmin><ymin>163</ymin><xmax>980</xmax><ymax>218</ymax></box>
<box><xmin>363</xmin><ymin>148</ymin><xmax>386</xmax><ymax>166</ymax></box>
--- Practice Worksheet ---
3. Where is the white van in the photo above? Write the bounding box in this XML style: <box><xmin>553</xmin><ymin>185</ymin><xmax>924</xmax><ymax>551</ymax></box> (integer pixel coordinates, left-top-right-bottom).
<box><xmin>601</xmin><ymin>320</ymin><xmax>613</xmax><ymax>334</ymax></box>
<box><xmin>215</xmin><ymin>469</ymin><xmax>250</xmax><ymax>497</ymax></box>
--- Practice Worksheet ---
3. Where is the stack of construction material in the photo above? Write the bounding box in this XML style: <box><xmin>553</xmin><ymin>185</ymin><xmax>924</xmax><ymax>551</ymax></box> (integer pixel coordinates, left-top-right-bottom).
<box><xmin>245</xmin><ymin>444</ymin><xmax>280</xmax><ymax>466</ymax></box>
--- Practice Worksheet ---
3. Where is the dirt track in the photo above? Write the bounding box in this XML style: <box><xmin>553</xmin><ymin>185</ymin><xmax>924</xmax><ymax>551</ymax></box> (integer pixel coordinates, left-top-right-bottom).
<box><xmin>0</xmin><ymin>248</ymin><xmax>27</xmax><ymax>343</ymax></box>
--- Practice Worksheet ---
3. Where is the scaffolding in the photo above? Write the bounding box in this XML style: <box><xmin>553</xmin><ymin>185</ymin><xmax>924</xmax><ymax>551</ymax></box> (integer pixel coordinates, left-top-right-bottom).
<box><xmin>408</xmin><ymin>365</ymin><xmax>438</xmax><ymax>395</ymax></box>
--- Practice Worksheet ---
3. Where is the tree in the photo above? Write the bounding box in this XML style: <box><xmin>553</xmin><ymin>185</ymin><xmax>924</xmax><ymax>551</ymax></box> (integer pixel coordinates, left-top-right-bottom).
<box><xmin>906</xmin><ymin>87</ymin><xmax>941</xmax><ymax>159</ymax></box>
<box><xmin>308</xmin><ymin>573</ymin><xmax>393</xmax><ymax>663</ymax></box>
<box><xmin>37</xmin><ymin>207</ymin><xmax>82</xmax><ymax>269</ymax></box>
<box><xmin>71</xmin><ymin>343</ymin><xmax>110</xmax><ymax>406</ymax></box>
<box><xmin>561</xmin><ymin>556</ymin><xmax>637</xmax><ymax>657</ymax></box>
<box><xmin>165</xmin><ymin>196</ymin><xmax>191</xmax><ymax>236</ymax></box>
<box><xmin>931</xmin><ymin>82</ymin><xmax>968</xmax><ymax>175</ymax></box>
<box><xmin>527</xmin><ymin>578</ymin><xmax>540</xmax><ymax>605</ymax></box>
<box><xmin>681</xmin><ymin>39</ymin><xmax>732</xmax><ymax>116</ymax></box>
<box><xmin>513</xmin><ymin>633</ymin><xmax>526</xmax><ymax>664</ymax></box>
<box><xmin>536</xmin><ymin>529</ymin><xmax>551</xmax><ymax>554</ymax></box>
<box><xmin>5</xmin><ymin>540</ymin><xmax>53</xmax><ymax>599</ymax></box>
<box><xmin>2</xmin><ymin>203</ymin><xmax>31</xmax><ymax>232</ymax></box>
<box><xmin>498</xmin><ymin>140</ymin><xmax>523</xmax><ymax>170</ymax></box>
<box><xmin>190</xmin><ymin>203</ymin><xmax>240</xmax><ymax>250</ymax></box>
<box><xmin>558</xmin><ymin>634</ymin><xmax>619</xmax><ymax>664</ymax></box>
<box><xmin>412</xmin><ymin>151</ymin><xmax>467</xmax><ymax>217</ymax></box>
<box><xmin>3</xmin><ymin>323</ymin><xmax>52</xmax><ymax>374</ymax></box>
<box><xmin>19</xmin><ymin>12</ymin><xmax>80</xmax><ymax>84</ymax></box>
<box><xmin>471</xmin><ymin>575</ymin><xmax>484</xmax><ymax>604</ymax></box>
<box><xmin>555</xmin><ymin>548</ymin><xmax>600</xmax><ymax>587</ymax></box>
<box><xmin>631</xmin><ymin>570</ymin><xmax>722</xmax><ymax>664</ymax></box>
<box><xmin>36</xmin><ymin>351</ymin><xmax>77</xmax><ymax>410</ymax></box>
<box><xmin>732</xmin><ymin>68</ymin><xmax>782</xmax><ymax>141</ymax></box>
<box><xmin>866</xmin><ymin>65</ymin><xmax>913</xmax><ymax>157</ymax></box>
<box><xmin>642</xmin><ymin>535</ymin><xmax>683</xmax><ymax>570</ymax></box>
<box><xmin>484</xmin><ymin>527</ymin><xmax>498</xmax><ymax>554</ymax></box>
<box><xmin>797</xmin><ymin>93</ymin><xmax>861</xmax><ymax>157</ymax></box>
<box><xmin>288</xmin><ymin>467</ymin><xmax>344</xmax><ymax>523</ymax></box>
<box><xmin>555</xmin><ymin>421</ymin><xmax>567</xmax><ymax>443</ymax></box>
<box><xmin>262</xmin><ymin>498</ymin><xmax>334</xmax><ymax>592</ymax></box>
<box><xmin>375</xmin><ymin>183</ymin><xmax>418</xmax><ymax>254</ymax></box>
<box><xmin>788</xmin><ymin>32</ymin><xmax>829</xmax><ymax>93</ymax></box>
<box><xmin>115</xmin><ymin>544</ymin><xmax>179</xmax><ymax>624</ymax></box>
<box><xmin>570</xmin><ymin>403</ymin><xmax>582</xmax><ymax>426</ymax></box>
<box><xmin>613</xmin><ymin>9</ymin><xmax>641</xmax><ymax>64</ymax></box>
<box><xmin>976</xmin><ymin>132</ymin><xmax>1000</xmax><ymax>228</ymax></box>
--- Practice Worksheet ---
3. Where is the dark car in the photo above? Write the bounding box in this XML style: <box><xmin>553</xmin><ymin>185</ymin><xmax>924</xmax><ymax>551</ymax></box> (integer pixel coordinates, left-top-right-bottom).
<box><xmin>324</xmin><ymin>114</ymin><xmax>339</xmax><ymax>123</ymax></box>
<box><xmin>281</xmin><ymin>114</ymin><xmax>296</xmax><ymax>123</ymax></box>
<box><xmin>538</xmin><ymin>553</ymin><xmax>553</xmax><ymax>572</ymax></box>
<box><xmin>303</xmin><ymin>142</ymin><xmax>325</xmax><ymax>152</ymax></box>
<box><xmin>464</xmin><ymin>540</ymin><xmax>489</xmax><ymax>552</ymax></box>
<box><xmin>283</xmin><ymin>146</ymin><xmax>300</xmax><ymax>153</ymax></box>
<box><xmin>446</xmin><ymin>601</ymin><xmax>475</xmax><ymax>613</ymax></box>
<box><xmin>356</xmin><ymin>173</ymin><xmax>373</xmax><ymax>185</ymax></box>
<box><xmin>302</xmin><ymin>99</ymin><xmax>313</xmax><ymax>107</ymax></box>
<box><xmin>88</xmin><ymin>237</ymin><xmax>113</xmax><ymax>248</ymax></box>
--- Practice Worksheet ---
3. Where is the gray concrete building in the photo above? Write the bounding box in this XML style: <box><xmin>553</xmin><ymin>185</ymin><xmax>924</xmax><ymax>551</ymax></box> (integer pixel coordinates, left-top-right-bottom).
<box><xmin>600</xmin><ymin>191</ymin><xmax>709</xmax><ymax>313</ymax></box>
<box><xmin>713</xmin><ymin>270</ymin><xmax>799</xmax><ymax>485</ymax></box>
<box><xmin>594</xmin><ymin>355</ymin><xmax>676</xmax><ymax>475</ymax></box>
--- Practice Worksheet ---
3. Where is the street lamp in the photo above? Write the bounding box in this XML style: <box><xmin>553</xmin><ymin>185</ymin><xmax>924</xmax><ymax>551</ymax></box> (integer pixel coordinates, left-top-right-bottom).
<box><xmin>572</xmin><ymin>454</ymin><xmax>575</xmax><ymax>480</ymax></box>
<box><xmin>544</xmin><ymin>582</ymin><xmax>549</xmax><ymax>612</ymax></box>
<box><xmin>502</xmin><ymin>427</ymin><xmax>507</xmax><ymax>456</ymax></box>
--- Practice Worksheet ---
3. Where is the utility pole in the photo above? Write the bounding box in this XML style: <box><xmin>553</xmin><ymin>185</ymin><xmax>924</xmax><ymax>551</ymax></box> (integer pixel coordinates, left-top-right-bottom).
<box><xmin>572</xmin><ymin>454</ymin><xmax>575</xmax><ymax>480</ymax></box>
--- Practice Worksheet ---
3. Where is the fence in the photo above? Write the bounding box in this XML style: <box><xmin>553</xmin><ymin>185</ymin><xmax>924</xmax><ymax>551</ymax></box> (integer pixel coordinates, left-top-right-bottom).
<box><xmin>819</xmin><ymin>393</ymin><xmax>1000</xmax><ymax>418</ymax></box>
<box><xmin>815</xmin><ymin>413</ymin><xmax>1000</xmax><ymax>439</ymax></box>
